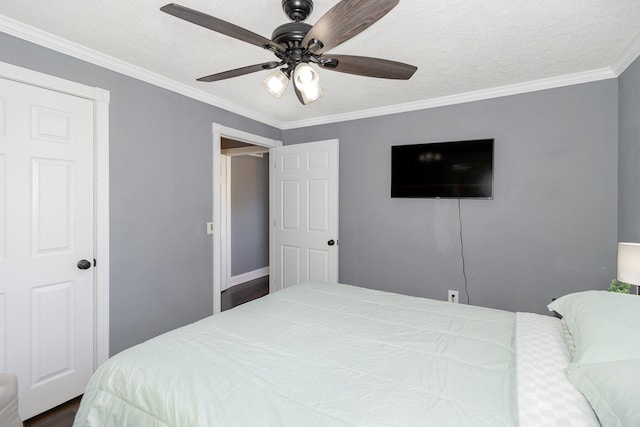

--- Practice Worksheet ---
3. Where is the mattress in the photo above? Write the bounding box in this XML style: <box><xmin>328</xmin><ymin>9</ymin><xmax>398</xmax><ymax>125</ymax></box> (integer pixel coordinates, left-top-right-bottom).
<box><xmin>73</xmin><ymin>282</ymin><xmax>597</xmax><ymax>426</ymax></box>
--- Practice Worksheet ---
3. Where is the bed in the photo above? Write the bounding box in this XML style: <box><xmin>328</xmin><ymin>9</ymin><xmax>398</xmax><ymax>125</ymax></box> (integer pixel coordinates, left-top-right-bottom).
<box><xmin>73</xmin><ymin>282</ymin><xmax>640</xmax><ymax>426</ymax></box>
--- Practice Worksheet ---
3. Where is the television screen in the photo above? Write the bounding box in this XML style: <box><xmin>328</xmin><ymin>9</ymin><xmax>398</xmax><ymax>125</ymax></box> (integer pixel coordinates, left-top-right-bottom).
<box><xmin>391</xmin><ymin>139</ymin><xmax>494</xmax><ymax>199</ymax></box>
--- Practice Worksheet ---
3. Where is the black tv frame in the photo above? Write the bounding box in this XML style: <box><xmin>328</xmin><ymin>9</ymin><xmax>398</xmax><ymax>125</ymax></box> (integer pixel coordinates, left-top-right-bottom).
<box><xmin>391</xmin><ymin>139</ymin><xmax>494</xmax><ymax>199</ymax></box>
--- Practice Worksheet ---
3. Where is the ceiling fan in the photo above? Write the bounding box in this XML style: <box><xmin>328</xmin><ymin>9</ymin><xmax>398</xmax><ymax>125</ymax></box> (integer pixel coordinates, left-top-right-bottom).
<box><xmin>160</xmin><ymin>0</ymin><xmax>417</xmax><ymax>105</ymax></box>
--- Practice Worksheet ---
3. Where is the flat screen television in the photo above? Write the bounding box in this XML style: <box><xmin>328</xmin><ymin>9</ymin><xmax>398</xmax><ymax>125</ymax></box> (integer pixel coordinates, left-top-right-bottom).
<box><xmin>391</xmin><ymin>139</ymin><xmax>494</xmax><ymax>199</ymax></box>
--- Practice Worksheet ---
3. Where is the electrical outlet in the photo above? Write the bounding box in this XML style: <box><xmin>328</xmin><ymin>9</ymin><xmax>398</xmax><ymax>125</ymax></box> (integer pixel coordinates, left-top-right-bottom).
<box><xmin>448</xmin><ymin>290</ymin><xmax>459</xmax><ymax>304</ymax></box>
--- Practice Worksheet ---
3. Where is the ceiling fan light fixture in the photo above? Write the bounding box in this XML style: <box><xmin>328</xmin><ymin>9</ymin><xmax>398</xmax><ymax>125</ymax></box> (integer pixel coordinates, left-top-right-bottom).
<box><xmin>262</xmin><ymin>69</ymin><xmax>290</xmax><ymax>99</ymax></box>
<box><xmin>293</xmin><ymin>62</ymin><xmax>323</xmax><ymax>104</ymax></box>
<box><xmin>161</xmin><ymin>1</ymin><xmax>416</xmax><ymax>106</ymax></box>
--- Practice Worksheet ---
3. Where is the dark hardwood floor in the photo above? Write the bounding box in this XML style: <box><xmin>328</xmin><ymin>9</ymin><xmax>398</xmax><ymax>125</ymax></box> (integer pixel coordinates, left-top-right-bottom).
<box><xmin>23</xmin><ymin>276</ymin><xmax>269</xmax><ymax>426</ymax></box>
<box><xmin>221</xmin><ymin>275</ymin><xmax>269</xmax><ymax>311</ymax></box>
<box><xmin>24</xmin><ymin>396</ymin><xmax>81</xmax><ymax>427</ymax></box>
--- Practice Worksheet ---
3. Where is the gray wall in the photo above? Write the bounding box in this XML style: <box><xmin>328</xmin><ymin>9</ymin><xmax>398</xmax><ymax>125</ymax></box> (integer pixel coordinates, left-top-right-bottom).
<box><xmin>230</xmin><ymin>154</ymin><xmax>269</xmax><ymax>276</ymax></box>
<box><xmin>0</xmin><ymin>32</ymin><xmax>281</xmax><ymax>355</ymax></box>
<box><xmin>0</xmin><ymin>28</ymin><xmax>626</xmax><ymax>352</ymax></box>
<box><xmin>284</xmin><ymin>81</ymin><xmax>619</xmax><ymax>314</ymax></box>
<box><xmin>618</xmin><ymin>56</ymin><xmax>640</xmax><ymax>241</ymax></box>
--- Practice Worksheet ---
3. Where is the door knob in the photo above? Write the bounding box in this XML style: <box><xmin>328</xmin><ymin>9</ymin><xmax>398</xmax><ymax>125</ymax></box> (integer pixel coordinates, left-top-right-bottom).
<box><xmin>328</xmin><ymin>240</ymin><xmax>335</xmax><ymax>246</ymax></box>
<box><xmin>77</xmin><ymin>259</ymin><xmax>91</xmax><ymax>270</ymax></box>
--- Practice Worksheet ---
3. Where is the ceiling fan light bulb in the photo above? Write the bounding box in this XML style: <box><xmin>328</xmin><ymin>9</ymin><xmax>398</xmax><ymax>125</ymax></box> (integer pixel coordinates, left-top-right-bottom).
<box><xmin>262</xmin><ymin>70</ymin><xmax>290</xmax><ymax>99</ymax></box>
<box><xmin>296</xmin><ymin>68</ymin><xmax>313</xmax><ymax>84</ymax></box>
<box><xmin>293</xmin><ymin>63</ymin><xmax>320</xmax><ymax>91</ymax></box>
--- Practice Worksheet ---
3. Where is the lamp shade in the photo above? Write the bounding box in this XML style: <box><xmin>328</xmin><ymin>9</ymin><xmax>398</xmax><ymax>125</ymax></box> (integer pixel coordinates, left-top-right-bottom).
<box><xmin>293</xmin><ymin>63</ymin><xmax>323</xmax><ymax>104</ymax></box>
<box><xmin>262</xmin><ymin>70</ymin><xmax>289</xmax><ymax>99</ymax></box>
<box><xmin>617</xmin><ymin>242</ymin><xmax>640</xmax><ymax>285</ymax></box>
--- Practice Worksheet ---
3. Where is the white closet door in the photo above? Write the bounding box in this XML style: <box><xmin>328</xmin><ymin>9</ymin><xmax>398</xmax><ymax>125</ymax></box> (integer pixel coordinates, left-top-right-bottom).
<box><xmin>0</xmin><ymin>76</ymin><xmax>95</xmax><ymax>419</ymax></box>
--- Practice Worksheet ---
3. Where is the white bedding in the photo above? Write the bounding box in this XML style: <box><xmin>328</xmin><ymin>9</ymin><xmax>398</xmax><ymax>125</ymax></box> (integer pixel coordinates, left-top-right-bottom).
<box><xmin>73</xmin><ymin>283</ymin><xmax>597</xmax><ymax>426</ymax></box>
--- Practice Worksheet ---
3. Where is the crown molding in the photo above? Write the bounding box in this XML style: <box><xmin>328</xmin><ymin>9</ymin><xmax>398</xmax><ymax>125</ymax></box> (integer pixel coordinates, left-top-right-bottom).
<box><xmin>281</xmin><ymin>67</ymin><xmax>617</xmax><ymax>129</ymax></box>
<box><xmin>0</xmin><ymin>14</ymin><xmax>284</xmax><ymax>129</ymax></box>
<box><xmin>1</xmin><ymin>14</ymin><xmax>635</xmax><ymax>132</ymax></box>
<box><xmin>612</xmin><ymin>31</ymin><xmax>640</xmax><ymax>76</ymax></box>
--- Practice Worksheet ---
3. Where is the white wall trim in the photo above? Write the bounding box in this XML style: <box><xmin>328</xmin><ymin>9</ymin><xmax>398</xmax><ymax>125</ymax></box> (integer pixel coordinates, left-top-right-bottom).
<box><xmin>221</xmin><ymin>146</ymin><xmax>270</xmax><ymax>157</ymax></box>
<box><xmin>0</xmin><ymin>60</ymin><xmax>110</xmax><ymax>366</ymax></box>
<box><xmin>280</xmin><ymin>67</ymin><xmax>618</xmax><ymax>129</ymax></box>
<box><xmin>2</xmin><ymin>14</ymin><xmax>638</xmax><ymax>131</ymax></box>
<box><xmin>0</xmin><ymin>14</ymin><xmax>281</xmax><ymax>129</ymax></box>
<box><xmin>219</xmin><ymin>126</ymin><xmax>283</xmax><ymax>147</ymax></box>
<box><xmin>0</xmin><ymin>60</ymin><xmax>105</xmax><ymax>100</ymax></box>
<box><xmin>212</xmin><ymin>124</ymin><xmax>281</xmax><ymax>314</ymax></box>
<box><xmin>94</xmin><ymin>88</ymin><xmax>110</xmax><ymax>365</ymax></box>
<box><xmin>228</xmin><ymin>267</ymin><xmax>270</xmax><ymax>289</ymax></box>
<box><xmin>612</xmin><ymin>31</ymin><xmax>640</xmax><ymax>76</ymax></box>
<box><xmin>212</xmin><ymin>126</ymin><xmax>222</xmax><ymax>314</ymax></box>
<box><xmin>220</xmin><ymin>154</ymin><xmax>231</xmax><ymax>292</ymax></box>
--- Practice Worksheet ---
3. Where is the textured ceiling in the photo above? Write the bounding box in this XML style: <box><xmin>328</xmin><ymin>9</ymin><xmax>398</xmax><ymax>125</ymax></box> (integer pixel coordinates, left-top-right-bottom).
<box><xmin>1</xmin><ymin>0</ymin><xmax>639</xmax><ymax>126</ymax></box>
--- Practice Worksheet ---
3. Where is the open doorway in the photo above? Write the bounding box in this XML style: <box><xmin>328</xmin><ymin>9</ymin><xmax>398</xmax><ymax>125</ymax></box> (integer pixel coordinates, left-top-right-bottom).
<box><xmin>212</xmin><ymin>124</ymin><xmax>281</xmax><ymax>314</ymax></box>
<box><xmin>220</xmin><ymin>138</ymin><xmax>270</xmax><ymax>311</ymax></box>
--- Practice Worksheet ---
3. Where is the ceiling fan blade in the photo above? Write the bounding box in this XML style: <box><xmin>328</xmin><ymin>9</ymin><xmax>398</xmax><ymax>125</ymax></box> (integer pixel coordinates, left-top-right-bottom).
<box><xmin>302</xmin><ymin>0</ymin><xmax>399</xmax><ymax>55</ymax></box>
<box><xmin>161</xmin><ymin>3</ymin><xmax>285</xmax><ymax>54</ymax></box>
<box><xmin>319</xmin><ymin>54</ymin><xmax>417</xmax><ymax>80</ymax></box>
<box><xmin>197</xmin><ymin>62</ymin><xmax>281</xmax><ymax>82</ymax></box>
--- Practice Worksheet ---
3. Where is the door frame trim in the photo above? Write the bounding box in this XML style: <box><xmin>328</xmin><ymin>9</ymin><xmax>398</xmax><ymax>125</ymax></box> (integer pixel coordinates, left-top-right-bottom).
<box><xmin>211</xmin><ymin>124</ymin><xmax>280</xmax><ymax>314</ymax></box>
<box><xmin>219</xmin><ymin>154</ymin><xmax>230</xmax><ymax>292</ymax></box>
<box><xmin>0</xmin><ymin>61</ymin><xmax>110</xmax><ymax>367</ymax></box>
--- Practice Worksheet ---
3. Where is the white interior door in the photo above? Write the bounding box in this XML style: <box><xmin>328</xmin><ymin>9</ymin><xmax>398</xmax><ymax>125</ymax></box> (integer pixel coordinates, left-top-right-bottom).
<box><xmin>271</xmin><ymin>139</ymin><xmax>339</xmax><ymax>291</ymax></box>
<box><xmin>0</xmin><ymin>77</ymin><xmax>95</xmax><ymax>419</ymax></box>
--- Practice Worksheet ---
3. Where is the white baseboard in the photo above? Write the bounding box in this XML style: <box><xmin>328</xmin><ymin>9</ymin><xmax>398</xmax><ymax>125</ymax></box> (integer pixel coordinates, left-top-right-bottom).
<box><xmin>226</xmin><ymin>267</ymin><xmax>269</xmax><ymax>290</ymax></box>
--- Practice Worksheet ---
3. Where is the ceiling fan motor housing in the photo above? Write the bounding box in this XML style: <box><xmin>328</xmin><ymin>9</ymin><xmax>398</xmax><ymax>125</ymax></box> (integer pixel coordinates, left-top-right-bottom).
<box><xmin>272</xmin><ymin>22</ymin><xmax>312</xmax><ymax>45</ymax></box>
<box><xmin>281</xmin><ymin>0</ymin><xmax>314</xmax><ymax>22</ymax></box>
